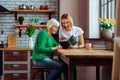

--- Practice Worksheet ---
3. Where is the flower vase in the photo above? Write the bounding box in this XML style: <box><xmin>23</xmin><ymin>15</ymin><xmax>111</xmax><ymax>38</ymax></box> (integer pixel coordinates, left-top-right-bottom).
<box><xmin>100</xmin><ymin>29</ymin><xmax>113</xmax><ymax>38</ymax></box>
<box><xmin>28</xmin><ymin>37</ymin><xmax>34</xmax><ymax>48</ymax></box>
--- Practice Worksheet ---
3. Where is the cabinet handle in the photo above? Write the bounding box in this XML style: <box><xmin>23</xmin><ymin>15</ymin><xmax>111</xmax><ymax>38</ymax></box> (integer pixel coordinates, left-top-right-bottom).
<box><xmin>12</xmin><ymin>64</ymin><xmax>19</xmax><ymax>69</ymax></box>
<box><xmin>13</xmin><ymin>74</ymin><xmax>19</xmax><ymax>78</ymax></box>
<box><xmin>12</xmin><ymin>51</ymin><xmax>19</xmax><ymax>56</ymax></box>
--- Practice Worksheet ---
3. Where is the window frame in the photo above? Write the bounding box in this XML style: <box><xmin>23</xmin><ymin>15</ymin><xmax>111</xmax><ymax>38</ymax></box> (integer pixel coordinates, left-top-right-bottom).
<box><xmin>99</xmin><ymin>0</ymin><xmax>116</xmax><ymax>18</ymax></box>
<box><xmin>99</xmin><ymin>0</ymin><xmax>116</xmax><ymax>33</ymax></box>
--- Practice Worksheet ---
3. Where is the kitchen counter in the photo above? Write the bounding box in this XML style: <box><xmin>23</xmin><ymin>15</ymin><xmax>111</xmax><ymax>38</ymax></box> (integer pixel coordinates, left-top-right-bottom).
<box><xmin>1</xmin><ymin>47</ymin><xmax>33</xmax><ymax>80</ymax></box>
<box><xmin>0</xmin><ymin>47</ymin><xmax>33</xmax><ymax>50</ymax></box>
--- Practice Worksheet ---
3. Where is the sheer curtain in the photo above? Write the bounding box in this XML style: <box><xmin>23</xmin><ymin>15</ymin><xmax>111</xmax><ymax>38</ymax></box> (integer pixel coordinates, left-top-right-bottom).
<box><xmin>112</xmin><ymin>0</ymin><xmax>120</xmax><ymax>80</ymax></box>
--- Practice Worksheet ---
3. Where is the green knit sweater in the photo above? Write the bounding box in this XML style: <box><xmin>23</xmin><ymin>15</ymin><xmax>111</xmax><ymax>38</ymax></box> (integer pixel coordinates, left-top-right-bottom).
<box><xmin>32</xmin><ymin>29</ymin><xmax>58</xmax><ymax>61</ymax></box>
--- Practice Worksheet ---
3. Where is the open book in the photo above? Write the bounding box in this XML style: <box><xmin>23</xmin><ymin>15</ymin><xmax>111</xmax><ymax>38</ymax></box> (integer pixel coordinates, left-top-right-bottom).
<box><xmin>59</xmin><ymin>35</ymin><xmax>77</xmax><ymax>49</ymax></box>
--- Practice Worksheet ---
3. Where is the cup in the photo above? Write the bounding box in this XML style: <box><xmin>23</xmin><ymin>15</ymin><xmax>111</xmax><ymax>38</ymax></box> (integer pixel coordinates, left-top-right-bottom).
<box><xmin>85</xmin><ymin>43</ymin><xmax>92</xmax><ymax>50</ymax></box>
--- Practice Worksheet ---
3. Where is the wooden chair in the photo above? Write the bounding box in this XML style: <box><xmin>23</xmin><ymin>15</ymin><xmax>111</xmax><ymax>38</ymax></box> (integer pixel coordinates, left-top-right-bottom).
<box><xmin>32</xmin><ymin>65</ymin><xmax>61</xmax><ymax>80</ymax></box>
<box><xmin>32</xmin><ymin>65</ymin><xmax>51</xmax><ymax>80</ymax></box>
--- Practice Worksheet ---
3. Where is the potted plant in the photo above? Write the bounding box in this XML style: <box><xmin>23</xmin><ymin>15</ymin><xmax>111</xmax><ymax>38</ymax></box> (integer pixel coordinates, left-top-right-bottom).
<box><xmin>18</xmin><ymin>16</ymin><xmax>24</xmax><ymax>24</ymax></box>
<box><xmin>98</xmin><ymin>17</ymin><xmax>116</xmax><ymax>38</ymax></box>
<box><xmin>20</xmin><ymin>18</ymin><xmax>41</xmax><ymax>48</ymax></box>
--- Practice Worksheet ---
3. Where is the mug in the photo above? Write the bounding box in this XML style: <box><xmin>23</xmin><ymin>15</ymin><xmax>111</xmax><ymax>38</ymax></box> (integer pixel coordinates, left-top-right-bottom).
<box><xmin>85</xmin><ymin>43</ymin><xmax>92</xmax><ymax>50</ymax></box>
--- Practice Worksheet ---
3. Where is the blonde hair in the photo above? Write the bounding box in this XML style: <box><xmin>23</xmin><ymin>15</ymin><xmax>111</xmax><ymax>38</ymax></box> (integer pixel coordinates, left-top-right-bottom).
<box><xmin>61</xmin><ymin>13</ymin><xmax>73</xmax><ymax>29</ymax></box>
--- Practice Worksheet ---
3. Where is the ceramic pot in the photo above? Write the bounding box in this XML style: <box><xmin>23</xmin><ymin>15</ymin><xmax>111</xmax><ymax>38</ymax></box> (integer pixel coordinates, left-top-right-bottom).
<box><xmin>28</xmin><ymin>37</ymin><xmax>33</xmax><ymax>48</ymax></box>
<box><xmin>19</xmin><ymin>21</ymin><xmax>23</xmax><ymax>24</ymax></box>
<box><xmin>100</xmin><ymin>29</ymin><xmax>113</xmax><ymax>38</ymax></box>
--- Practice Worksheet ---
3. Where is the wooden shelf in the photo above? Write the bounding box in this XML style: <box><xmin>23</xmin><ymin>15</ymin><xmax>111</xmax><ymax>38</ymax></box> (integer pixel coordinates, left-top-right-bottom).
<box><xmin>14</xmin><ymin>24</ymin><xmax>46</xmax><ymax>28</ymax></box>
<box><xmin>14</xmin><ymin>24</ymin><xmax>46</xmax><ymax>37</ymax></box>
<box><xmin>11</xmin><ymin>9</ymin><xmax>55</xmax><ymax>37</ymax></box>
<box><xmin>10</xmin><ymin>9</ymin><xmax>56</xmax><ymax>20</ymax></box>
<box><xmin>10</xmin><ymin>9</ymin><xmax>55</xmax><ymax>13</ymax></box>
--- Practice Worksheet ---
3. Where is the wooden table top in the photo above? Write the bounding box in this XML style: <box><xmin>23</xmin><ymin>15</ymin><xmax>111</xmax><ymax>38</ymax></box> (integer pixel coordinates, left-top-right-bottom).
<box><xmin>57</xmin><ymin>49</ymin><xmax>114</xmax><ymax>58</ymax></box>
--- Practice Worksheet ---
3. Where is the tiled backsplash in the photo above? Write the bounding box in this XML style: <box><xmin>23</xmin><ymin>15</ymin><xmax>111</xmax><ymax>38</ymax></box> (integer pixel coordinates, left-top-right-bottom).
<box><xmin>0</xmin><ymin>0</ymin><xmax>59</xmax><ymax>47</ymax></box>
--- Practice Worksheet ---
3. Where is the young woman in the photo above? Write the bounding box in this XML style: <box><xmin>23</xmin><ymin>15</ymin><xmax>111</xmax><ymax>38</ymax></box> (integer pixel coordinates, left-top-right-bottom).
<box><xmin>59</xmin><ymin>13</ymin><xmax>85</xmax><ymax>49</ymax></box>
<box><xmin>32</xmin><ymin>18</ymin><xmax>68</xmax><ymax>80</ymax></box>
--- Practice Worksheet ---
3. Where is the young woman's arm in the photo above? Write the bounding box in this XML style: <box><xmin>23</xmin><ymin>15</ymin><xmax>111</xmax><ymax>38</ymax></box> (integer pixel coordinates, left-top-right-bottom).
<box><xmin>78</xmin><ymin>34</ymin><xmax>85</xmax><ymax>48</ymax></box>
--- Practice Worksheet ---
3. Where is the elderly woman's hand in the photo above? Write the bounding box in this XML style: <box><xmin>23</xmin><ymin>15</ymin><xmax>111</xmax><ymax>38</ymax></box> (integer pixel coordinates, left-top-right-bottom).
<box><xmin>56</xmin><ymin>45</ymin><xmax>62</xmax><ymax>49</ymax></box>
<box><xmin>52</xmin><ymin>45</ymin><xmax>62</xmax><ymax>50</ymax></box>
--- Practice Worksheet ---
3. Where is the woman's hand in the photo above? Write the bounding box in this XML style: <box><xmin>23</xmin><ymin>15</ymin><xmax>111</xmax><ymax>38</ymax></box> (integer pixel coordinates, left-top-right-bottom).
<box><xmin>68</xmin><ymin>45</ymin><xmax>78</xmax><ymax>49</ymax></box>
<box><xmin>56</xmin><ymin>45</ymin><xmax>62</xmax><ymax>49</ymax></box>
<box><xmin>68</xmin><ymin>45</ymin><xmax>84</xmax><ymax>49</ymax></box>
<box><xmin>52</xmin><ymin>45</ymin><xmax>62</xmax><ymax>50</ymax></box>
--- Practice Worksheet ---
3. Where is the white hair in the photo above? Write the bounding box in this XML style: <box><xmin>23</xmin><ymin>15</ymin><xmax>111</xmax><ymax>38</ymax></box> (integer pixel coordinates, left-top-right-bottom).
<box><xmin>47</xmin><ymin>18</ymin><xmax>59</xmax><ymax>29</ymax></box>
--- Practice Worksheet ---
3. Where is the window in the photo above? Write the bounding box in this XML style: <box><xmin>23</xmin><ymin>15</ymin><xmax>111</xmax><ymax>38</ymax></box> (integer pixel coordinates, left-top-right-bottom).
<box><xmin>99</xmin><ymin>0</ymin><xmax>116</xmax><ymax>33</ymax></box>
<box><xmin>100</xmin><ymin>0</ymin><xmax>116</xmax><ymax>18</ymax></box>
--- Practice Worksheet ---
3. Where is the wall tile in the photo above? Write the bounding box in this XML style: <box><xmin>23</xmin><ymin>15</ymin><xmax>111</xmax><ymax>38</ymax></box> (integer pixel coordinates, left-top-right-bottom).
<box><xmin>0</xmin><ymin>0</ymin><xmax>59</xmax><ymax>47</ymax></box>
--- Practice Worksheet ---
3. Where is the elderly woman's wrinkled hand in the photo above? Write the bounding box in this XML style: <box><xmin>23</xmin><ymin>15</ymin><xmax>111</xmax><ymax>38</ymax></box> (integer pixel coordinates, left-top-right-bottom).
<box><xmin>56</xmin><ymin>45</ymin><xmax>62</xmax><ymax>49</ymax></box>
<box><xmin>52</xmin><ymin>45</ymin><xmax>62</xmax><ymax>50</ymax></box>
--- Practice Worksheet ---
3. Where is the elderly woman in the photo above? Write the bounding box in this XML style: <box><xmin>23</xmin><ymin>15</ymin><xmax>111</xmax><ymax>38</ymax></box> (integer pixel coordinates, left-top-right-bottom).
<box><xmin>32</xmin><ymin>18</ymin><xmax>68</xmax><ymax>80</ymax></box>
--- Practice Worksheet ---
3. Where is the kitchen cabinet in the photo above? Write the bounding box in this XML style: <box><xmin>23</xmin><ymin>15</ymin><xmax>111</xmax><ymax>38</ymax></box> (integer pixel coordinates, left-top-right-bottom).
<box><xmin>0</xmin><ymin>48</ymin><xmax>43</xmax><ymax>80</ymax></box>
<box><xmin>0</xmin><ymin>51</ymin><xmax>3</xmax><ymax>77</ymax></box>
<box><xmin>3</xmin><ymin>50</ymin><xmax>29</xmax><ymax>80</ymax></box>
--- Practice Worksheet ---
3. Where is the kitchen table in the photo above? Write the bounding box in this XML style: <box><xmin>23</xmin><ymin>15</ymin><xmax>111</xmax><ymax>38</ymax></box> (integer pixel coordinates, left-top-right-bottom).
<box><xmin>57</xmin><ymin>49</ymin><xmax>113</xmax><ymax>80</ymax></box>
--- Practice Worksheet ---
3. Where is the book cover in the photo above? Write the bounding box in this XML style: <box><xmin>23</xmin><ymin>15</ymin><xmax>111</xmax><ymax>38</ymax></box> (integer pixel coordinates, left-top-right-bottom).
<box><xmin>59</xmin><ymin>35</ymin><xmax>77</xmax><ymax>49</ymax></box>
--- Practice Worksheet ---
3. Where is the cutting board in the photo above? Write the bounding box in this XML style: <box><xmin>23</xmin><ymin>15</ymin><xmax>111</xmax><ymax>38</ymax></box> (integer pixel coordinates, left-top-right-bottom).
<box><xmin>7</xmin><ymin>35</ymin><xmax>16</xmax><ymax>47</ymax></box>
